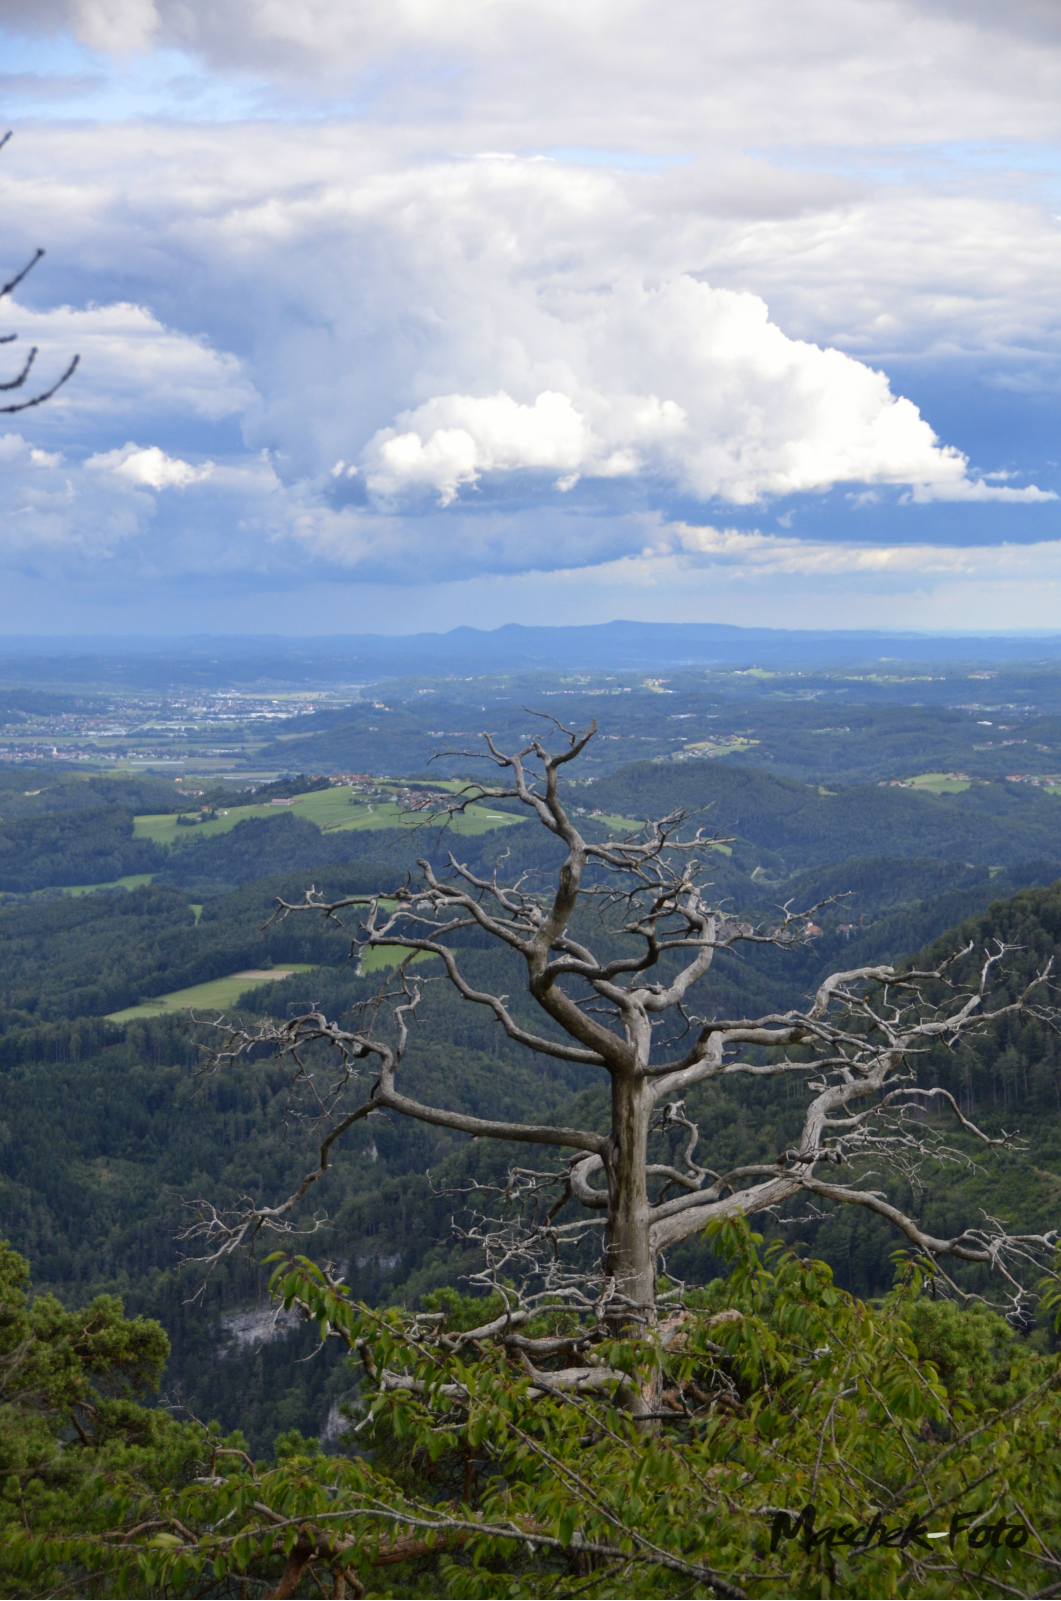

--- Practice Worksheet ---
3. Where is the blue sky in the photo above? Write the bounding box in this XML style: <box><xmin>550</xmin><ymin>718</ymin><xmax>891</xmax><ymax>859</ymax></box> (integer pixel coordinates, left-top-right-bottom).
<box><xmin>1</xmin><ymin>0</ymin><xmax>1061</xmax><ymax>634</ymax></box>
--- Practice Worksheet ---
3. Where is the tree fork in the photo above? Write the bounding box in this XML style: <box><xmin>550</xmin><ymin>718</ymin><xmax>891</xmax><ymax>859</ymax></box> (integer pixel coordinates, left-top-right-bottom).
<box><xmin>189</xmin><ymin>718</ymin><xmax>1061</xmax><ymax>1409</ymax></box>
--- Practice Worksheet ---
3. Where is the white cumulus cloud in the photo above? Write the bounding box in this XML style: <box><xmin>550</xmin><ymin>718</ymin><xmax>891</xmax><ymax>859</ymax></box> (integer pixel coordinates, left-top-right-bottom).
<box><xmin>361</xmin><ymin>274</ymin><xmax>1048</xmax><ymax>507</ymax></box>
<box><xmin>367</xmin><ymin>391</ymin><xmax>588</xmax><ymax>504</ymax></box>
<box><xmin>87</xmin><ymin>442</ymin><xmax>213</xmax><ymax>488</ymax></box>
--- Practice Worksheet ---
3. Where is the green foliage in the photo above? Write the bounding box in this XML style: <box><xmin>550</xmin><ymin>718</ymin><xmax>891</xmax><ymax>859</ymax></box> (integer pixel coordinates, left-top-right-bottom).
<box><xmin>0</xmin><ymin>1237</ymin><xmax>214</xmax><ymax>1600</ymax></box>
<box><xmin>245</xmin><ymin>671</ymin><xmax>1061</xmax><ymax>786</ymax></box>
<box><xmin>227</xmin><ymin>773</ymin><xmax>332</xmax><ymax>804</ymax></box>
<box><xmin>904</xmin><ymin>1298</ymin><xmax>1044</xmax><ymax>1411</ymax></box>
<box><xmin>31</xmin><ymin>1228</ymin><xmax>1058</xmax><ymax>1600</ymax></box>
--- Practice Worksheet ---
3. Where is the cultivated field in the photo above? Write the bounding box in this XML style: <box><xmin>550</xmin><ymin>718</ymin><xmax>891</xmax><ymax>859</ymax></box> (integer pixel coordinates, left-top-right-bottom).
<box><xmin>107</xmin><ymin>964</ymin><xmax>318</xmax><ymax>1021</ymax></box>
<box><xmin>61</xmin><ymin>873</ymin><xmax>157</xmax><ymax>896</ymax></box>
<box><xmin>133</xmin><ymin>785</ymin><xmax>525</xmax><ymax>846</ymax></box>
<box><xmin>107</xmin><ymin>946</ymin><xmax>433</xmax><ymax>1021</ymax></box>
<box><xmin>905</xmin><ymin>772</ymin><xmax>974</xmax><ymax>794</ymax></box>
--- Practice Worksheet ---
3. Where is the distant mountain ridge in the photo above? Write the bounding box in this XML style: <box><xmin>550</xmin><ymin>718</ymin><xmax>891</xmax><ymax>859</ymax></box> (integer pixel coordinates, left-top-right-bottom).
<box><xmin>1</xmin><ymin>619</ymin><xmax>1061</xmax><ymax>687</ymax></box>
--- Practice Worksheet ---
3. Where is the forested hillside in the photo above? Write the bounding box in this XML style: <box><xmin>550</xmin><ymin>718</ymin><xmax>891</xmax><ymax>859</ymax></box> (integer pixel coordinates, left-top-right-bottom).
<box><xmin>0</xmin><ymin>733</ymin><xmax>1059</xmax><ymax>1461</ymax></box>
<box><xmin>574</xmin><ymin>758</ymin><xmax>1061</xmax><ymax>866</ymax></box>
<box><xmin>0</xmin><ymin>650</ymin><xmax>1060</xmax><ymax>1599</ymax></box>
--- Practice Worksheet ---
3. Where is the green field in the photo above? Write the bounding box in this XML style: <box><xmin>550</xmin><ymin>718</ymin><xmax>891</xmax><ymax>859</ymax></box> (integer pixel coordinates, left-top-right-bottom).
<box><xmin>59</xmin><ymin>873</ymin><xmax>157</xmax><ymax>897</ymax></box>
<box><xmin>358</xmin><ymin>944</ymin><xmax>436</xmax><ymax>973</ymax></box>
<box><xmin>905</xmin><ymin>772</ymin><xmax>974</xmax><ymax>794</ymax></box>
<box><xmin>582</xmin><ymin>812</ymin><xmax>647</xmax><ymax>833</ymax></box>
<box><xmin>107</xmin><ymin>964</ymin><xmax>318</xmax><ymax>1022</ymax></box>
<box><xmin>133</xmin><ymin>786</ymin><xmax>525</xmax><ymax>847</ymax></box>
<box><xmin>108</xmin><ymin>947</ymin><xmax>433</xmax><ymax>1020</ymax></box>
<box><xmin>682</xmin><ymin>739</ymin><xmax>760</xmax><ymax>758</ymax></box>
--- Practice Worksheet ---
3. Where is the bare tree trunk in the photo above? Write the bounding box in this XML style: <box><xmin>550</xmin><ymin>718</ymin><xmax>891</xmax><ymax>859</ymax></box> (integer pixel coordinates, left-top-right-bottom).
<box><xmin>603</xmin><ymin>1077</ymin><xmax>655</xmax><ymax>1322</ymax></box>
<box><xmin>604</xmin><ymin>1077</ymin><xmax>661</xmax><ymax>1419</ymax></box>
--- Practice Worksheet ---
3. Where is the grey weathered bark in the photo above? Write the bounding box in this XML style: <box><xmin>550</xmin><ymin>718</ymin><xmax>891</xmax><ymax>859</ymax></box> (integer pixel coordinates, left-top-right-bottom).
<box><xmin>189</xmin><ymin>720</ymin><xmax>1060</xmax><ymax>1406</ymax></box>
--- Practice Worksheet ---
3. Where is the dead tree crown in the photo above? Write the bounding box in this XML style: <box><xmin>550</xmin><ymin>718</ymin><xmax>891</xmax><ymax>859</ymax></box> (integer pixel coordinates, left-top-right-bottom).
<box><xmin>191</xmin><ymin>718</ymin><xmax>1059</xmax><ymax>1345</ymax></box>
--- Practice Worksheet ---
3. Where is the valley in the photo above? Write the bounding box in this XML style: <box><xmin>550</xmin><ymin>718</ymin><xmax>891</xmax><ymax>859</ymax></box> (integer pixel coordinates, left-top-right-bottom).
<box><xmin>1</xmin><ymin>641</ymin><xmax>1061</xmax><ymax>1454</ymax></box>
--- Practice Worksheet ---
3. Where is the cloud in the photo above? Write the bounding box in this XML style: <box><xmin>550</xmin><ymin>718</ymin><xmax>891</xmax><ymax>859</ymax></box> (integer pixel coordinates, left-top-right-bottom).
<box><xmin>7</xmin><ymin>0</ymin><xmax>1061</xmax><ymax>159</ymax></box>
<box><xmin>0</xmin><ymin>429</ymin><xmax>148</xmax><ymax>558</ymax></box>
<box><xmin>0</xmin><ymin>136</ymin><xmax>1051</xmax><ymax>593</ymax></box>
<box><xmin>0</xmin><ymin>11</ymin><xmax>1058</xmax><ymax>625</ymax></box>
<box><xmin>1</xmin><ymin>301</ymin><xmax>255</xmax><ymax>425</ymax></box>
<box><xmin>71</xmin><ymin>0</ymin><xmax>159</xmax><ymax>52</ymax></box>
<box><xmin>86</xmin><ymin>442</ymin><xmax>213</xmax><ymax>487</ymax></box>
<box><xmin>665</xmin><ymin>521</ymin><xmax>1032</xmax><ymax>575</ymax></box>
<box><xmin>694</xmin><ymin>186</ymin><xmax>1061</xmax><ymax>370</ymax></box>
<box><xmin>906</xmin><ymin>477</ymin><xmax>1054</xmax><ymax>503</ymax></box>
<box><xmin>1</xmin><ymin>0</ymin><xmax>161</xmax><ymax>51</ymax></box>
<box><xmin>361</xmin><ymin>274</ymin><xmax>1043</xmax><ymax>508</ymax></box>
<box><xmin>411</xmin><ymin>531</ymin><xmax>1061</xmax><ymax>636</ymax></box>
<box><xmin>0</xmin><ymin>430</ymin><xmax>281</xmax><ymax>573</ymax></box>
<box><xmin>367</xmin><ymin>391</ymin><xmax>593</xmax><ymax>503</ymax></box>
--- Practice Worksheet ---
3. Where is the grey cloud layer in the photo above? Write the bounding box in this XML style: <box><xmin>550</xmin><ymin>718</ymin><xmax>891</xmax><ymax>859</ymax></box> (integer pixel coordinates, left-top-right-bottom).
<box><xmin>7</xmin><ymin>0</ymin><xmax>1061</xmax><ymax>147</ymax></box>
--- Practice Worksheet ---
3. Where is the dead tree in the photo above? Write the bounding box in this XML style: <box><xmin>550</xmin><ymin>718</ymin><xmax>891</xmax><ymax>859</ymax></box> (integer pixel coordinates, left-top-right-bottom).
<box><xmin>1</xmin><ymin>131</ymin><xmax>79</xmax><ymax>415</ymax></box>
<box><xmin>189</xmin><ymin>721</ymin><xmax>1059</xmax><ymax>1411</ymax></box>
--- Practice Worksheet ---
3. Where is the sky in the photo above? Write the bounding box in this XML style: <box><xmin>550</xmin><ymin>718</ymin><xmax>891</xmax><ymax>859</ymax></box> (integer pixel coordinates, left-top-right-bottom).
<box><xmin>1</xmin><ymin>1</ymin><xmax>1061</xmax><ymax>635</ymax></box>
